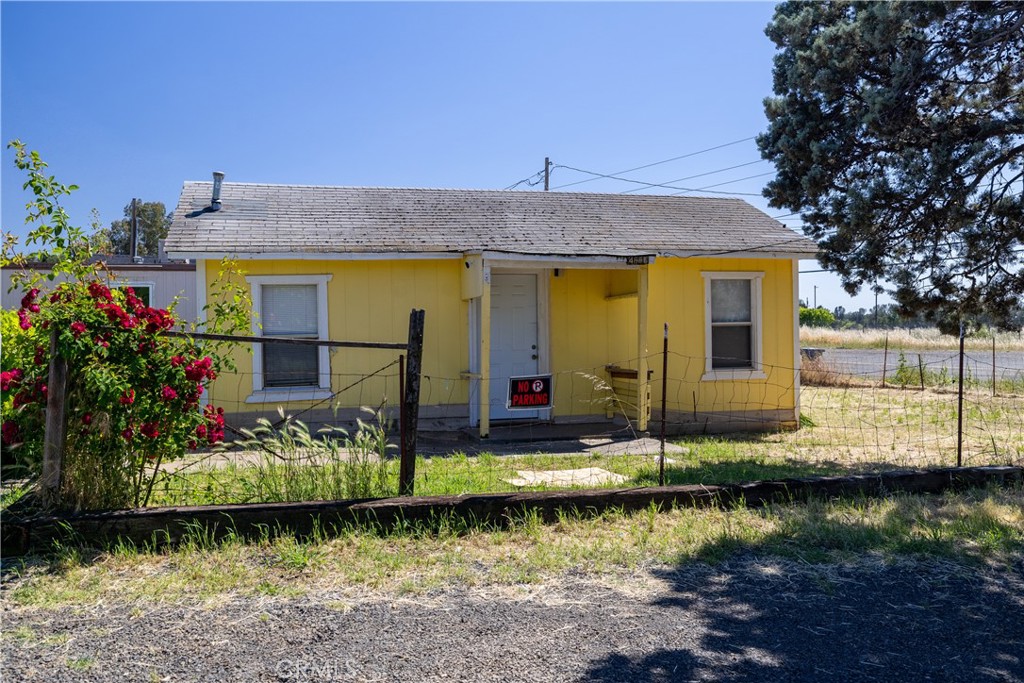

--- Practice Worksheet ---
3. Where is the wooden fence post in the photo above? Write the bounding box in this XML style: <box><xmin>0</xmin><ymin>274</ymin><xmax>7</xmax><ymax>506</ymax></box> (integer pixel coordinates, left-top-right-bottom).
<box><xmin>399</xmin><ymin>309</ymin><xmax>425</xmax><ymax>496</ymax></box>
<box><xmin>659</xmin><ymin>323</ymin><xmax>668</xmax><ymax>487</ymax></box>
<box><xmin>956</xmin><ymin>323</ymin><xmax>965</xmax><ymax>468</ymax></box>
<box><xmin>41</xmin><ymin>328</ymin><xmax>69</xmax><ymax>508</ymax></box>
<box><xmin>398</xmin><ymin>353</ymin><xmax>406</xmax><ymax>467</ymax></box>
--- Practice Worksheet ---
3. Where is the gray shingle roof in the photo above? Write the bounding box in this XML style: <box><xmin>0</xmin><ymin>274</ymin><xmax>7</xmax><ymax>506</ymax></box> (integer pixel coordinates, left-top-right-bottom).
<box><xmin>165</xmin><ymin>182</ymin><xmax>818</xmax><ymax>258</ymax></box>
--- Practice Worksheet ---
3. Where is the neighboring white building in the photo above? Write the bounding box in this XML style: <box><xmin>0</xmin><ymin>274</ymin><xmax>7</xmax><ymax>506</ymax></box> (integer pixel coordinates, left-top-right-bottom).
<box><xmin>2</xmin><ymin>249</ymin><xmax>197</xmax><ymax>324</ymax></box>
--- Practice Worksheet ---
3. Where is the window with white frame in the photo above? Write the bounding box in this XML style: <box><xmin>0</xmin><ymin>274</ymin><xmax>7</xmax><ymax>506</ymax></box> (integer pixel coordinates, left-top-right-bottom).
<box><xmin>702</xmin><ymin>272</ymin><xmax>764</xmax><ymax>379</ymax></box>
<box><xmin>246</xmin><ymin>275</ymin><xmax>332</xmax><ymax>400</ymax></box>
<box><xmin>112</xmin><ymin>283</ymin><xmax>153</xmax><ymax>307</ymax></box>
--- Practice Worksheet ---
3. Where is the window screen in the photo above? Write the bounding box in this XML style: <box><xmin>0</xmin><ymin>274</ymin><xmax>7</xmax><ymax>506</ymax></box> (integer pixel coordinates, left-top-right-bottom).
<box><xmin>262</xmin><ymin>284</ymin><xmax>318</xmax><ymax>387</ymax></box>
<box><xmin>710</xmin><ymin>279</ymin><xmax>753</xmax><ymax>369</ymax></box>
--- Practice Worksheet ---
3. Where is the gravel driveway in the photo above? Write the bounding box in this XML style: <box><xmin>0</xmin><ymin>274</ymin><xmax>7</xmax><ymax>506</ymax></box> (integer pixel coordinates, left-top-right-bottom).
<box><xmin>3</xmin><ymin>556</ymin><xmax>1022</xmax><ymax>682</ymax></box>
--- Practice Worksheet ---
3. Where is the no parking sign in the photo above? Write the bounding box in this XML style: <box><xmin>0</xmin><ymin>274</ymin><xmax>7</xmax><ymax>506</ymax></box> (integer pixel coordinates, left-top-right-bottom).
<box><xmin>506</xmin><ymin>375</ymin><xmax>552</xmax><ymax>410</ymax></box>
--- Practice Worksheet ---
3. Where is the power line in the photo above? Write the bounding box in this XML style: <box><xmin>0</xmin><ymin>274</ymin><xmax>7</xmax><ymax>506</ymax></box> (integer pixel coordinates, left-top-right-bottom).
<box><xmin>679</xmin><ymin>237</ymin><xmax>817</xmax><ymax>258</ymax></box>
<box><xmin>504</xmin><ymin>169</ymin><xmax>546</xmax><ymax>191</ymax></box>
<box><xmin>670</xmin><ymin>171</ymin><xmax>776</xmax><ymax>195</ymax></box>
<box><xmin>551</xmin><ymin>163</ymin><xmax>765</xmax><ymax>196</ymax></box>
<box><xmin>551</xmin><ymin>135</ymin><xmax>757</xmax><ymax>190</ymax></box>
<box><xmin>620</xmin><ymin>159</ymin><xmax>767</xmax><ymax>194</ymax></box>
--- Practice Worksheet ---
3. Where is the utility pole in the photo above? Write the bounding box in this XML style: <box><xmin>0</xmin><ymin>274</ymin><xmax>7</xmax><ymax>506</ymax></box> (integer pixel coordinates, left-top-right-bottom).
<box><xmin>129</xmin><ymin>198</ymin><xmax>139</xmax><ymax>260</ymax></box>
<box><xmin>874</xmin><ymin>292</ymin><xmax>879</xmax><ymax>326</ymax></box>
<box><xmin>813</xmin><ymin>285</ymin><xmax>818</xmax><ymax>309</ymax></box>
<box><xmin>544</xmin><ymin>157</ymin><xmax>550</xmax><ymax>191</ymax></box>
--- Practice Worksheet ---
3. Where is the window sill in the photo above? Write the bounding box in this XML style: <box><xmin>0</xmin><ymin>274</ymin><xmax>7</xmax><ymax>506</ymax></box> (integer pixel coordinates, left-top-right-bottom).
<box><xmin>245</xmin><ymin>388</ymin><xmax>334</xmax><ymax>404</ymax></box>
<box><xmin>701</xmin><ymin>369</ymin><xmax>767</xmax><ymax>382</ymax></box>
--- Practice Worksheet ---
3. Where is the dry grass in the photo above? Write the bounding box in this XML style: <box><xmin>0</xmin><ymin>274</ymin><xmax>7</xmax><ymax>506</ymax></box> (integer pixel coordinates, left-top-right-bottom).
<box><xmin>4</xmin><ymin>486</ymin><xmax>1021</xmax><ymax>608</ymax></box>
<box><xmin>800</xmin><ymin>356</ymin><xmax>866</xmax><ymax>388</ymax></box>
<box><xmin>782</xmin><ymin>384</ymin><xmax>1024</xmax><ymax>469</ymax></box>
<box><xmin>800</xmin><ymin>326</ymin><xmax>1024</xmax><ymax>351</ymax></box>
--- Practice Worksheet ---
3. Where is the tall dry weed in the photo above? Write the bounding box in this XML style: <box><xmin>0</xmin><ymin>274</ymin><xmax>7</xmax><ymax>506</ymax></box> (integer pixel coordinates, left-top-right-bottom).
<box><xmin>800</xmin><ymin>326</ymin><xmax>1024</xmax><ymax>352</ymax></box>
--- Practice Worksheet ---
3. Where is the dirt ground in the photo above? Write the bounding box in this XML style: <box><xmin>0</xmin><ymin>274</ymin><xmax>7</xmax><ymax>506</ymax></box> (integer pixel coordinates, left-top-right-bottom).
<box><xmin>3</xmin><ymin>555</ymin><xmax>1022</xmax><ymax>682</ymax></box>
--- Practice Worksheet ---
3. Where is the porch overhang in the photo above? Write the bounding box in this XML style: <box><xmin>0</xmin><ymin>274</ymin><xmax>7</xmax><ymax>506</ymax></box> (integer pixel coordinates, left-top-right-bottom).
<box><xmin>467</xmin><ymin>253</ymin><xmax>653</xmax><ymax>439</ymax></box>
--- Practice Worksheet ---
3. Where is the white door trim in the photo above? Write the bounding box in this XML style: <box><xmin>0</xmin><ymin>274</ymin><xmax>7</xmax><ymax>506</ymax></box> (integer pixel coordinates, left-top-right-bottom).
<box><xmin>477</xmin><ymin>268</ymin><xmax>551</xmax><ymax>423</ymax></box>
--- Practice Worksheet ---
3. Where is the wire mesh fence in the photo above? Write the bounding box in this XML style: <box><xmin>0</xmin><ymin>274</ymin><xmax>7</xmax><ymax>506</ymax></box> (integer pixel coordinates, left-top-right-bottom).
<box><xmin>152</xmin><ymin>336</ymin><xmax>1024</xmax><ymax>508</ymax></box>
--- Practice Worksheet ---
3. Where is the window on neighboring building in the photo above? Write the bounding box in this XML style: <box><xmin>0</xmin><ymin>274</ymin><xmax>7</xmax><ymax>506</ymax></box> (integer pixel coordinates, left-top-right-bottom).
<box><xmin>112</xmin><ymin>284</ymin><xmax>153</xmax><ymax>308</ymax></box>
<box><xmin>245</xmin><ymin>275</ymin><xmax>332</xmax><ymax>400</ymax></box>
<box><xmin>702</xmin><ymin>272</ymin><xmax>764</xmax><ymax>379</ymax></box>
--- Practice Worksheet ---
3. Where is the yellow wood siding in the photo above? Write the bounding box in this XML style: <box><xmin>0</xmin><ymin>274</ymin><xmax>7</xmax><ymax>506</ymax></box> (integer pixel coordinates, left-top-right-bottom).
<box><xmin>205</xmin><ymin>259</ymin><xmax>469</xmax><ymax>414</ymax></box>
<box><xmin>647</xmin><ymin>257</ymin><xmax>797</xmax><ymax>416</ymax></box>
<box><xmin>549</xmin><ymin>258</ymin><xmax>797</xmax><ymax>420</ymax></box>
<box><xmin>206</xmin><ymin>256</ymin><xmax>798</xmax><ymax>427</ymax></box>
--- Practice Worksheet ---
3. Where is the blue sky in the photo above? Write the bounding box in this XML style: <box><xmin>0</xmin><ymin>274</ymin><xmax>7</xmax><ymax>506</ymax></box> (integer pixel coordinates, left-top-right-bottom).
<box><xmin>1</xmin><ymin>1</ymin><xmax>886</xmax><ymax>312</ymax></box>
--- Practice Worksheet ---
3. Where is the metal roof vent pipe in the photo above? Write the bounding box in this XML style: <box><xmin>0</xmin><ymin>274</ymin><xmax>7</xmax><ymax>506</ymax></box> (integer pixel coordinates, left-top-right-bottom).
<box><xmin>211</xmin><ymin>171</ymin><xmax>224</xmax><ymax>211</ymax></box>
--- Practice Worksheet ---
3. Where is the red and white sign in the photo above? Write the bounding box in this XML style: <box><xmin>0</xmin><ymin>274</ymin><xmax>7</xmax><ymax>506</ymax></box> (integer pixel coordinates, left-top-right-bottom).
<box><xmin>506</xmin><ymin>375</ymin><xmax>552</xmax><ymax>410</ymax></box>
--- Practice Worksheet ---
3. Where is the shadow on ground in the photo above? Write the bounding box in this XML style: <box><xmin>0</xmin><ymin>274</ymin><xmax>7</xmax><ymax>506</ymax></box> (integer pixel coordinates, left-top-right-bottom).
<box><xmin>581</xmin><ymin>497</ymin><xmax>1024</xmax><ymax>682</ymax></box>
<box><xmin>629</xmin><ymin>457</ymin><xmax>857</xmax><ymax>488</ymax></box>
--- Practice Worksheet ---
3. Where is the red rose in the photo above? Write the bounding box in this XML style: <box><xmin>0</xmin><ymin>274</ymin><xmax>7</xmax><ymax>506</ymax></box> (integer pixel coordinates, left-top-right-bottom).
<box><xmin>88</xmin><ymin>282</ymin><xmax>113</xmax><ymax>301</ymax></box>
<box><xmin>71</xmin><ymin>321</ymin><xmax>87</xmax><ymax>338</ymax></box>
<box><xmin>121</xmin><ymin>427</ymin><xmax>134</xmax><ymax>440</ymax></box>
<box><xmin>81</xmin><ymin>413</ymin><xmax>93</xmax><ymax>425</ymax></box>
<box><xmin>140</xmin><ymin>422</ymin><xmax>159</xmax><ymax>439</ymax></box>
<box><xmin>20</xmin><ymin>288</ymin><xmax>39</xmax><ymax>309</ymax></box>
<box><xmin>120</xmin><ymin>389</ymin><xmax>135</xmax><ymax>405</ymax></box>
<box><xmin>160</xmin><ymin>386</ymin><xmax>178</xmax><ymax>401</ymax></box>
<box><xmin>1</xmin><ymin>421</ymin><xmax>20</xmax><ymax>445</ymax></box>
<box><xmin>1</xmin><ymin>370</ymin><xmax>23</xmax><ymax>391</ymax></box>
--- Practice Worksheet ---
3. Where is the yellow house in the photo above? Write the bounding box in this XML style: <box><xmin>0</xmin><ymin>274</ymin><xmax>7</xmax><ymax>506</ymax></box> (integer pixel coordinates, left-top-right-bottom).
<box><xmin>165</xmin><ymin>178</ymin><xmax>818</xmax><ymax>438</ymax></box>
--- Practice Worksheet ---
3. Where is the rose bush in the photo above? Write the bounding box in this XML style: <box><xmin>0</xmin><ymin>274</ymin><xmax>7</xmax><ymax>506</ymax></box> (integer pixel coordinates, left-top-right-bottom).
<box><xmin>1</xmin><ymin>280</ymin><xmax>236</xmax><ymax>508</ymax></box>
<box><xmin>1</xmin><ymin>142</ymin><xmax>250</xmax><ymax>509</ymax></box>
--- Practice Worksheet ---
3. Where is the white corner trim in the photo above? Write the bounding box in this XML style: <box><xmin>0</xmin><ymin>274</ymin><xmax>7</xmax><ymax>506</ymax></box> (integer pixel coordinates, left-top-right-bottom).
<box><xmin>245</xmin><ymin>388</ymin><xmax>334</xmax><ymax>404</ymax></box>
<box><xmin>195</xmin><ymin>259</ymin><xmax>209</xmax><ymax>410</ymax></box>
<box><xmin>195</xmin><ymin>259</ymin><xmax>207</xmax><ymax>331</ymax></box>
<box><xmin>701</xmin><ymin>271</ymin><xmax>764</xmax><ymax>380</ymax></box>
<box><xmin>792</xmin><ymin>259</ymin><xmax>801</xmax><ymax>422</ymax></box>
<box><xmin>247</xmin><ymin>274</ymin><xmax>332</xmax><ymax>392</ymax></box>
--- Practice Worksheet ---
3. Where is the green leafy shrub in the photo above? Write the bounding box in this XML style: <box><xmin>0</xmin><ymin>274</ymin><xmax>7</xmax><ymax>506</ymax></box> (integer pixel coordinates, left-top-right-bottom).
<box><xmin>799</xmin><ymin>306</ymin><xmax>836</xmax><ymax>328</ymax></box>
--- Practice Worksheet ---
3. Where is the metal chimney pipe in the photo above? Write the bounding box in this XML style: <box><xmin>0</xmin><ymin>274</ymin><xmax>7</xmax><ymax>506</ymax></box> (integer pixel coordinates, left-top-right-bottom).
<box><xmin>211</xmin><ymin>171</ymin><xmax>224</xmax><ymax>211</ymax></box>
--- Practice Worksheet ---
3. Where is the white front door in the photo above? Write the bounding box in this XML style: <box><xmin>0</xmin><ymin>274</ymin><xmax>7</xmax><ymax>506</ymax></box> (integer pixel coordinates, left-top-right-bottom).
<box><xmin>490</xmin><ymin>272</ymin><xmax>539</xmax><ymax>420</ymax></box>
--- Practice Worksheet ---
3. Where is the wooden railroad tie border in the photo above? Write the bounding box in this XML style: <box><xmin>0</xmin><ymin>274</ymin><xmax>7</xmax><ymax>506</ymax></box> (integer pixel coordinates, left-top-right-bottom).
<box><xmin>2</xmin><ymin>466</ymin><xmax>1021</xmax><ymax>558</ymax></box>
